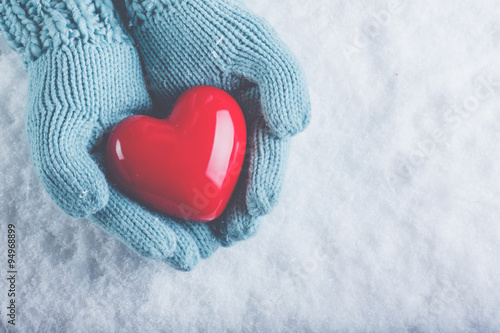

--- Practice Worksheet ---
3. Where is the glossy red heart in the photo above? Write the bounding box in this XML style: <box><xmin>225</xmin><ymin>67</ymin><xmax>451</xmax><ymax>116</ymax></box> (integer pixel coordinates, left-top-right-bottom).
<box><xmin>106</xmin><ymin>86</ymin><xmax>247</xmax><ymax>222</ymax></box>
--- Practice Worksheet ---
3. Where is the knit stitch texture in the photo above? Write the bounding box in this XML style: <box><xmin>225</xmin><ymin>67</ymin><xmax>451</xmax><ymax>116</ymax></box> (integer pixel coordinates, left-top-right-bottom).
<box><xmin>122</xmin><ymin>0</ymin><xmax>310</xmax><ymax>246</ymax></box>
<box><xmin>0</xmin><ymin>0</ymin><xmax>310</xmax><ymax>270</ymax></box>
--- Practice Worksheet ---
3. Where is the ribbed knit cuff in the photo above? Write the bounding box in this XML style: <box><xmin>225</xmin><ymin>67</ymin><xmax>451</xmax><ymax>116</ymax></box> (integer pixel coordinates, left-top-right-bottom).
<box><xmin>0</xmin><ymin>0</ymin><xmax>130</xmax><ymax>61</ymax></box>
<box><xmin>125</xmin><ymin>0</ymin><xmax>216</xmax><ymax>25</ymax></box>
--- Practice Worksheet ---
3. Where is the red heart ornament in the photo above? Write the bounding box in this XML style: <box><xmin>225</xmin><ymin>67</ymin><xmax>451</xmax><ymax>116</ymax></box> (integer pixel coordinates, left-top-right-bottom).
<box><xmin>106</xmin><ymin>86</ymin><xmax>247</xmax><ymax>222</ymax></box>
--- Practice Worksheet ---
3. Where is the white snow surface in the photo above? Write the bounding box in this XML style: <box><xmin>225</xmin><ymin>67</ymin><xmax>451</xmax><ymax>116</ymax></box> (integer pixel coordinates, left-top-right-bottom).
<box><xmin>2</xmin><ymin>0</ymin><xmax>500</xmax><ymax>331</ymax></box>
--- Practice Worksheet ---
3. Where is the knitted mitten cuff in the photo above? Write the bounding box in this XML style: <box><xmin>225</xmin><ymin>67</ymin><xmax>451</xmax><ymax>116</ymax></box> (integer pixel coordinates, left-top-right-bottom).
<box><xmin>0</xmin><ymin>0</ymin><xmax>130</xmax><ymax>61</ymax></box>
<box><xmin>0</xmin><ymin>1</ymin><xmax>152</xmax><ymax>218</ymax></box>
<box><xmin>0</xmin><ymin>1</ymin><xmax>222</xmax><ymax>270</ymax></box>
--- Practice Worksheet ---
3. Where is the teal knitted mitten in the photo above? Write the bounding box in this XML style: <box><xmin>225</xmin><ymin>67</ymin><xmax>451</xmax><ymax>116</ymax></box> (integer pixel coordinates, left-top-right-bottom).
<box><xmin>0</xmin><ymin>0</ymin><xmax>220</xmax><ymax>270</ymax></box>
<box><xmin>121</xmin><ymin>0</ymin><xmax>311</xmax><ymax>246</ymax></box>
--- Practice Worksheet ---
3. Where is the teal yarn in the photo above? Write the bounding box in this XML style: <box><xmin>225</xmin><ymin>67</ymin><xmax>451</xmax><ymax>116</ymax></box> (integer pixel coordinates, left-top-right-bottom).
<box><xmin>0</xmin><ymin>0</ymin><xmax>310</xmax><ymax>270</ymax></box>
<box><xmin>0</xmin><ymin>0</ymin><xmax>130</xmax><ymax>61</ymax></box>
<box><xmin>0</xmin><ymin>0</ymin><xmax>218</xmax><ymax>270</ymax></box>
<box><xmin>121</xmin><ymin>0</ymin><xmax>310</xmax><ymax>246</ymax></box>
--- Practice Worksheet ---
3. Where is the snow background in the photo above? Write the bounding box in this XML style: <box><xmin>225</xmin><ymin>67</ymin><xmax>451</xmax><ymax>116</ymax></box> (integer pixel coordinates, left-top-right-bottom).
<box><xmin>1</xmin><ymin>0</ymin><xmax>500</xmax><ymax>331</ymax></box>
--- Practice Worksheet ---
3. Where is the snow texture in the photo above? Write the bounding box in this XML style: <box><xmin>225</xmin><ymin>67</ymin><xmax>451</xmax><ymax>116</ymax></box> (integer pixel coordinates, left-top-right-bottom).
<box><xmin>2</xmin><ymin>0</ymin><xmax>500</xmax><ymax>331</ymax></box>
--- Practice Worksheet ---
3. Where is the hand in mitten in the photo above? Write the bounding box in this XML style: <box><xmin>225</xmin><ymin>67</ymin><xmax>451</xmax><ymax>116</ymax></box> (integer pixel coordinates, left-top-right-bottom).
<box><xmin>121</xmin><ymin>0</ymin><xmax>311</xmax><ymax>246</ymax></box>
<box><xmin>0</xmin><ymin>0</ymin><xmax>220</xmax><ymax>270</ymax></box>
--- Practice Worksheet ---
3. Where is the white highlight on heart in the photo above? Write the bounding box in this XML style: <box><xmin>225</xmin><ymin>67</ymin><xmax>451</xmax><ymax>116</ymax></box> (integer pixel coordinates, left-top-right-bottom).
<box><xmin>206</xmin><ymin>110</ymin><xmax>234</xmax><ymax>188</ymax></box>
